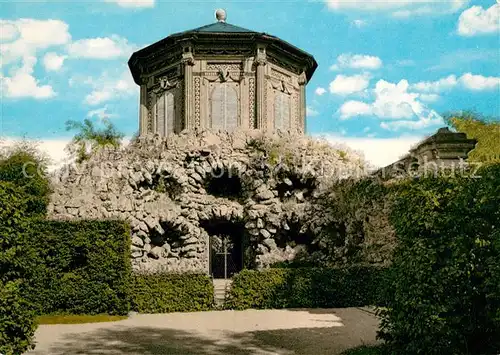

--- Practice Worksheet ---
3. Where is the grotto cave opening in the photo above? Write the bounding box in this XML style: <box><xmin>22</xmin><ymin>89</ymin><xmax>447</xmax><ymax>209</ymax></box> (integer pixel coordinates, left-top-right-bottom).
<box><xmin>204</xmin><ymin>167</ymin><xmax>244</xmax><ymax>201</ymax></box>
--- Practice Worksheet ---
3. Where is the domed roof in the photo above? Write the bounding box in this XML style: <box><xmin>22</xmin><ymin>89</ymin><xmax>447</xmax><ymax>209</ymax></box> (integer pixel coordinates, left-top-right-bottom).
<box><xmin>128</xmin><ymin>10</ymin><xmax>318</xmax><ymax>85</ymax></box>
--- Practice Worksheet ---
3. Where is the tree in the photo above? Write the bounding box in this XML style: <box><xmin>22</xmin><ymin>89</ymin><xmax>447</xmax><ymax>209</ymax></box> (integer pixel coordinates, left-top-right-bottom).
<box><xmin>65</xmin><ymin>118</ymin><xmax>124</xmax><ymax>163</ymax></box>
<box><xmin>0</xmin><ymin>139</ymin><xmax>52</xmax><ymax>216</ymax></box>
<box><xmin>444</xmin><ymin>111</ymin><xmax>500</xmax><ymax>164</ymax></box>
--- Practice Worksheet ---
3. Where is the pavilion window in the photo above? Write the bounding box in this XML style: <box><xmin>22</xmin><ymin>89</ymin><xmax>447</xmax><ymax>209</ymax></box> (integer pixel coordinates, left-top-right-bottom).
<box><xmin>155</xmin><ymin>91</ymin><xmax>175</xmax><ymax>136</ymax></box>
<box><xmin>210</xmin><ymin>83</ymin><xmax>238</xmax><ymax>132</ymax></box>
<box><xmin>274</xmin><ymin>91</ymin><xmax>291</xmax><ymax>131</ymax></box>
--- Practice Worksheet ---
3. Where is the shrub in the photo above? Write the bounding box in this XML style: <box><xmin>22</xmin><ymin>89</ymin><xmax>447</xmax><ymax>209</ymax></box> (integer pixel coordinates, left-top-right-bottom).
<box><xmin>0</xmin><ymin>145</ymin><xmax>51</xmax><ymax>216</ymax></box>
<box><xmin>131</xmin><ymin>273</ymin><xmax>214</xmax><ymax>313</ymax></box>
<box><xmin>0</xmin><ymin>182</ymin><xmax>38</xmax><ymax>284</ymax></box>
<box><xmin>0</xmin><ymin>182</ymin><xmax>38</xmax><ymax>353</ymax></box>
<box><xmin>0</xmin><ymin>280</ymin><xmax>37</xmax><ymax>355</ymax></box>
<box><xmin>308</xmin><ymin>177</ymin><xmax>396</xmax><ymax>268</ymax></box>
<box><xmin>379</xmin><ymin>164</ymin><xmax>500</xmax><ymax>354</ymax></box>
<box><xmin>226</xmin><ymin>267</ymin><xmax>387</xmax><ymax>310</ymax></box>
<box><xmin>22</xmin><ymin>220</ymin><xmax>132</xmax><ymax>315</ymax></box>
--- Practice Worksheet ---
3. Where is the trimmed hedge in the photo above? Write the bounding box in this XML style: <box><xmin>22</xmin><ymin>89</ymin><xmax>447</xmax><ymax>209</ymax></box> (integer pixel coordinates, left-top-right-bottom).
<box><xmin>0</xmin><ymin>182</ymin><xmax>38</xmax><ymax>353</ymax></box>
<box><xmin>379</xmin><ymin>164</ymin><xmax>500</xmax><ymax>354</ymax></box>
<box><xmin>22</xmin><ymin>220</ymin><xmax>132</xmax><ymax>315</ymax></box>
<box><xmin>0</xmin><ymin>280</ymin><xmax>37</xmax><ymax>355</ymax></box>
<box><xmin>131</xmin><ymin>273</ymin><xmax>214</xmax><ymax>313</ymax></box>
<box><xmin>226</xmin><ymin>267</ymin><xmax>387</xmax><ymax>310</ymax></box>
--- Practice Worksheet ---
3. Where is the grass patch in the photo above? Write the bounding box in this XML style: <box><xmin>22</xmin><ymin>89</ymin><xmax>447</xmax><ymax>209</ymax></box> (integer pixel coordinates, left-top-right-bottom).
<box><xmin>342</xmin><ymin>345</ymin><xmax>385</xmax><ymax>355</ymax></box>
<box><xmin>37</xmin><ymin>314</ymin><xmax>127</xmax><ymax>325</ymax></box>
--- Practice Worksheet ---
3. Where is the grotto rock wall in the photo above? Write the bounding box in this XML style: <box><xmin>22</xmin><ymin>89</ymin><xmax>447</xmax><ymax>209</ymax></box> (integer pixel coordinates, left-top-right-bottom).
<box><xmin>48</xmin><ymin>130</ymin><xmax>366</xmax><ymax>273</ymax></box>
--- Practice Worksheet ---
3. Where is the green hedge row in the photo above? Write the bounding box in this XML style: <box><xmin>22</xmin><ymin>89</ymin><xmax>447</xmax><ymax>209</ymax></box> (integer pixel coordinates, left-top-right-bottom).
<box><xmin>379</xmin><ymin>164</ymin><xmax>500</xmax><ymax>355</ymax></box>
<box><xmin>22</xmin><ymin>220</ymin><xmax>132</xmax><ymax>316</ymax></box>
<box><xmin>0</xmin><ymin>182</ymin><xmax>39</xmax><ymax>355</ymax></box>
<box><xmin>131</xmin><ymin>273</ymin><xmax>214</xmax><ymax>313</ymax></box>
<box><xmin>226</xmin><ymin>267</ymin><xmax>387</xmax><ymax>310</ymax></box>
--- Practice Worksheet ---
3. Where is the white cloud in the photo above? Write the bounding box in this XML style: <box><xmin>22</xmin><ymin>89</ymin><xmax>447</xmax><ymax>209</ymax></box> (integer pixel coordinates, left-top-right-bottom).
<box><xmin>43</xmin><ymin>52</ymin><xmax>67</xmax><ymax>71</ymax></box>
<box><xmin>104</xmin><ymin>0</ymin><xmax>155</xmax><ymax>8</ymax></box>
<box><xmin>412</xmin><ymin>73</ymin><xmax>500</xmax><ymax>93</ymax></box>
<box><xmin>0</xmin><ymin>22</ymin><xmax>19</xmax><ymax>41</ymax></box>
<box><xmin>330</xmin><ymin>53</ymin><xmax>383</xmax><ymax>71</ymax></box>
<box><xmin>419</xmin><ymin>93</ymin><xmax>440</xmax><ymax>103</ymax></box>
<box><xmin>82</xmin><ymin>69</ymin><xmax>136</xmax><ymax>105</ymax></box>
<box><xmin>460</xmin><ymin>73</ymin><xmax>500</xmax><ymax>91</ymax></box>
<box><xmin>352</xmin><ymin>19</ymin><xmax>367</xmax><ymax>28</ymax></box>
<box><xmin>329</xmin><ymin>74</ymin><xmax>370</xmax><ymax>95</ymax></box>
<box><xmin>306</xmin><ymin>106</ymin><xmax>319</xmax><ymax>117</ymax></box>
<box><xmin>325</xmin><ymin>0</ymin><xmax>469</xmax><ymax>17</ymax></box>
<box><xmin>458</xmin><ymin>4</ymin><xmax>500</xmax><ymax>36</ymax></box>
<box><xmin>339</xmin><ymin>100</ymin><xmax>372</xmax><ymax>119</ymax></box>
<box><xmin>380</xmin><ymin>115</ymin><xmax>443</xmax><ymax>131</ymax></box>
<box><xmin>1</xmin><ymin>56</ymin><xmax>56</xmax><ymax>99</ymax></box>
<box><xmin>68</xmin><ymin>35</ymin><xmax>136</xmax><ymax>60</ymax></box>
<box><xmin>0</xmin><ymin>19</ymin><xmax>71</xmax><ymax>66</ymax></box>
<box><xmin>87</xmin><ymin>107</ymin><xmax>119</xmax><ymax>121</ymax></box>
<box><xmin>315</xmin><ymin>87</ymin><xmax>327</xmax><ymax>96</ymax></box>
<box><xmin>317</xmin><ymin>133</ymin><xmax>424</xmax><ymax>168</ymax></box>
<box><xmin>0</xmin><ymin>19</ymin><xmax>71</xmax><ymax>99</ymax></box>
<box><xmin>411</xmin><ymin>75</ymin><xmax>458</xmax><ymax>93</ymax></box>
<box><xmin>338</xmin><ymin>79</ymin><xmax>444</xmax><ymax>131</ymax></box>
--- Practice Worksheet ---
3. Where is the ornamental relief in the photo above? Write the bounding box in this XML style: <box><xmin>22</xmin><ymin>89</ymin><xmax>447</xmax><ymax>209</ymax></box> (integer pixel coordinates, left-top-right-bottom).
<box><xmin>270</xmin><ymin>78</ymin><xmax>292</xmax><ymax>95</ymax></box>
<box><xmin>152</xmin><ymin>77</ymin><xmax>179</xmax><ymax>95</ymax></box>
<box><xmin>293</xmin><ymin>91</ymin><xmax>300</xmax><ymax>133</ymax></box>
<box><xmin>206</xmin><ymin>63</ymin><xmax>243</xmax><ymax>71</ymax></box>
<box><xmin>194</xmin><ymin>76</ymin><xmax>201</xmax><ymax>128</ymax></box>
<box><xmin>203</xmin><ymin>68</ymin><xmax>244</xmax><ymax>83</ymax></box>
<box><xmin>249</xmin><ymin>77</ymin><xmax>256</xmax><ymax>129</ymax></box>
<box><xmin>270</xmin><ymin>68</ymin><xmax>292</xmax><ymax>83</ymax></box>
<box><xmin>195</xmin><ymin>45</ymin><xmax>253</xmax><ymax>56</ymax></box>
<box><xmin>147</xmin><ymin>91</ymin><xmax>155</xmax><ymax>133</ymax></box>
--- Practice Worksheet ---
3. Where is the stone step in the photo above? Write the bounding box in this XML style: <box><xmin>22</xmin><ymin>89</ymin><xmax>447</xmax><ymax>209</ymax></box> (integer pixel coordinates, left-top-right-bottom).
<box><xmin>212</xmin><ymin>279</ymin><xmax>232</xmax><ymax>307</ymax></box>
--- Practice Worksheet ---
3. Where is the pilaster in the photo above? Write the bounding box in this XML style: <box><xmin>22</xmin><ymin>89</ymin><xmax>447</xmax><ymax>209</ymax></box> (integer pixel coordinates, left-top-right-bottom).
<box><xmin>298</xmin><ymin>71</ymin><xmax>307</xmax><ymax>134</ymax></box>
<box><xmin>182</xmin><ymin>50</ymin><xmax>195</xmax><ymax>130</ymax></box>
<box><xmin>139</xmin><ymin>84</ymin><xmax>149</xmax><ymax>135</ymax></box>
<box><xmin>255</xmin><ymin>45</ymin><xmax>267</xmax><ymax>130</ymax></box>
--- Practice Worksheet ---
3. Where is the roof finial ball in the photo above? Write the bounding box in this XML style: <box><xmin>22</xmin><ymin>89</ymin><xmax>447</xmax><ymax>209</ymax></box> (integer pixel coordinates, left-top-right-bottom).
<box><xmin>215</xmin><ymin>8</ymin><xmax>227</xmax><ymax>23</ymax></box>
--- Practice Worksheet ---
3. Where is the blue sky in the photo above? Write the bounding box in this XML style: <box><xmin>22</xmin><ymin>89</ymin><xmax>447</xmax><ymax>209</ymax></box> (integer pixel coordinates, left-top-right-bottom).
<box><xmin>1</xmin><ymin>0</ymin><xmax>499</xmax><ymax>167</ymax></box>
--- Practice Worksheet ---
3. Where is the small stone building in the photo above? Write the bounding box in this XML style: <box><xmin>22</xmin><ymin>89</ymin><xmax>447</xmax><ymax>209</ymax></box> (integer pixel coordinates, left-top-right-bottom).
<box><xmin>128</xmin><ymin>9</ymin><xmax>317</xmax><ymax>137</ymax></box>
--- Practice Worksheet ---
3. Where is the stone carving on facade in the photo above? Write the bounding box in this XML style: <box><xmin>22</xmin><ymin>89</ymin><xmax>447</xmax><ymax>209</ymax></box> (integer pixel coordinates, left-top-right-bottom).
<box><xmin>194</xmin><ymin>77</ymin><xmax>201</xmax><ymax>128</ymax></box>
<box><xmin>203</xmin><ymin>68</ymin><xmax>243</xmax><ymax>83</ymax></box>
<box><xmin>298</xmin><ymin>72</ymin><xmax>307</xmax><ymax>86</ymax></box>
<box><xmin>293</xmin><ymin>92</ymin><xmax>301</xmax><ymax>133</ymax></box>
<box><xmin>147</xmin><ymin>92</ymin><xmax>154</xmax><ymax>133</ymax></box>
<box><xmin>271</xmin><ymin>80</ymin><xmax>291</xmax><ymax>95</ymax></box>
<box><xmin>249</xmin><ymin>77</ymin><xmax>256</xmax><ymax>129</ymax></box>
<box><xmin>154</xmin><ymin>77</ymin><xmax>179</xmax><ymax>94</ymax></box>
<box><xmin>271</xmin><ymin>68</ymin><xmax>292</xmax><ymax>83</ymax></box>
<box><xmin>206</xmin><ymin>63</ymin><xmax>242</xmax><ymax>71</ymax></box>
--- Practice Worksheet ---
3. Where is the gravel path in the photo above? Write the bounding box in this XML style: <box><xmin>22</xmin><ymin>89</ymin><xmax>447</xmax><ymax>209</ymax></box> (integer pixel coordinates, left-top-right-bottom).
<box><xmin>29</xmin><ymin>308</ymin><xmax>380</xmax><ymax>355</ymax></box>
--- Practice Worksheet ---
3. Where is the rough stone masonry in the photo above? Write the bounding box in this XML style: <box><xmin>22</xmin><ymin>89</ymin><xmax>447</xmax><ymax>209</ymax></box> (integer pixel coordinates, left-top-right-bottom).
<box><xmin>48</xmin><ymin>129</ymin><xmax>365</xmax><ymax>274</ymax></box>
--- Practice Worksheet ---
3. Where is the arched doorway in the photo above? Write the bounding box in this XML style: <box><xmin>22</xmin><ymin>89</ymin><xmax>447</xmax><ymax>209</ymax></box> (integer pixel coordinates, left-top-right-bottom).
<box><xmin>200</xmin><ymin>219</ymin><xmax>244</xmax><ymax>279</ymax></box>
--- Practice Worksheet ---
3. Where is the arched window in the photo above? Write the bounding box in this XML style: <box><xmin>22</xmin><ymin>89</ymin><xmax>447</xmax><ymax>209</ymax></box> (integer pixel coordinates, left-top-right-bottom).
<box><xmin>211</xmin><ymin>83</ymin><xmax>238</xmax><ymax>132</ymax></box>
<box><xmin>274</xmin><ymin>91</ymin><xmax>291</xmax><ymax>131</ymax></box>
<box><xmin>156</xmin><ymin>91</ymin><xmax>175</xmax><ymax>136</ymax></box>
